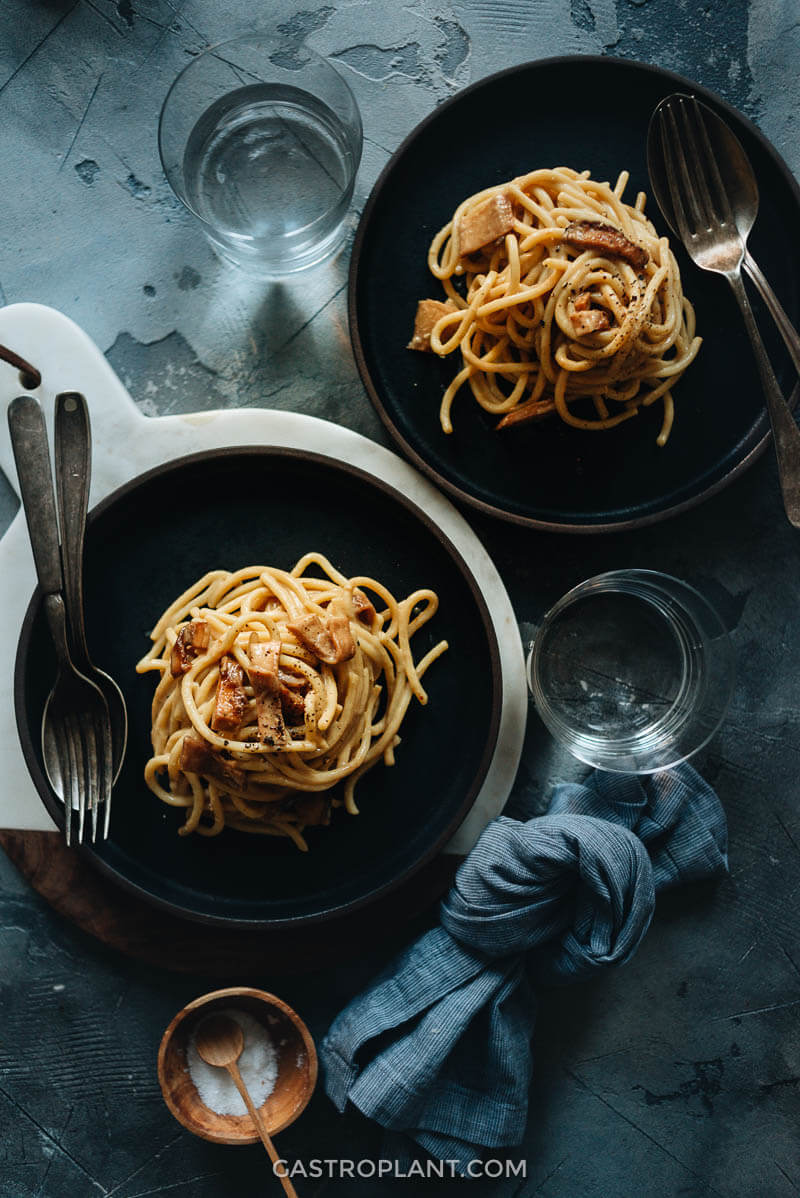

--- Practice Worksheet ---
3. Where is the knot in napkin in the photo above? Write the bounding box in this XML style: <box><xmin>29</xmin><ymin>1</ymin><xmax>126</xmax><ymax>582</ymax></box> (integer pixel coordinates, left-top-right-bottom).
<box><xmin>545</xmin><ymin>763</ymin><xmax>728</xmax><ymax>889</ymax></box>
<box><xmin>321</xmin><ymin>763</ymin><xmax>728</xmax><ymax>1172</ymax></box>
<box><xmin>440</xmin><ymin>814</ymin><xmax>654</xmax><ymax>983</ymax></box>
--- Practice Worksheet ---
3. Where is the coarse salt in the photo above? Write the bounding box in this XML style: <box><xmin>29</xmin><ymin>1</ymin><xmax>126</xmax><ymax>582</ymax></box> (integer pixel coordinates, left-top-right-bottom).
<box><xmin>187</xmin><ymin>1009</ymin><xmax>279</xmax><ymax>1116</ymax></box>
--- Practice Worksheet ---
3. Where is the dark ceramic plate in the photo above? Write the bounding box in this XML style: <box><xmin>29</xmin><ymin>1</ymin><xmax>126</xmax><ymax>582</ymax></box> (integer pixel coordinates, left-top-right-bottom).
<box><xmin>350</xmin><ymin>56</ymin><xmax>800</xmax><ymax>532</ymax></box>
<box><xmin>15</xmin><ymin>448</ymin><xmax>501</xmax><ymax>928</ymax></box>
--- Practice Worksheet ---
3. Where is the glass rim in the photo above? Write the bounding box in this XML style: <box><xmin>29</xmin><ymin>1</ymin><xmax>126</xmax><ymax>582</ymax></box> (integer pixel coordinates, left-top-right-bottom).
<box><xmin>157</xmin><ymin>33</ymin><xmax>363</xmax><ymax>235</ymax></box>
<box><xmin>536</xmin><ymin>568</ymin><xmax>724</xmax><ymax>625</ymax></box>
<box><xmin>529</xmin><ymin>568</ymin><xmax>735</xmax><ymax>773</ymax></box>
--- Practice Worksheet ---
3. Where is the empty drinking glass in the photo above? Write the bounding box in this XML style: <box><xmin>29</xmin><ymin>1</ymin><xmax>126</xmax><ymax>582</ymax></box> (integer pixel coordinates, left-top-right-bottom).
<box><xmin>159</xmin><ymin>34</ymin><xmax>363</xmax><ymax>276</ymax></box>
<box><xmin>527</xmin><ymin>570</ymin><xmax>735</xmax><ymax>773</ymax></box>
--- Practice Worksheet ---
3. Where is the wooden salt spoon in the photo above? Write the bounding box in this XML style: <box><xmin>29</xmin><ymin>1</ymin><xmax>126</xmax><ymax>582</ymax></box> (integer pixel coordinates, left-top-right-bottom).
<box><xmin>194</xmin><ymin>1013</ymin><xmax>299</xmax><ymax>1198</ymax></box>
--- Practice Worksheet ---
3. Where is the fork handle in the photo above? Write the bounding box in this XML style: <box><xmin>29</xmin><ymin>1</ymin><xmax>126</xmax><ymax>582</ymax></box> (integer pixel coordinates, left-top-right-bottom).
<box><xmin>7</xmin><ymin>396</ymin><xmax>63</xmax><ymax>597</ymax></box>
<box><xmin>728</xmin><ymin>271</ymin><xmax>800</xmax><ymax>527</ymax></box>
<box><xmin>744</xmin><ymin>252</ymin><xmax>800</xmax><ymax>377</ymax></box>
<box><xmin>54</xmin><ymin>392</ymin><xmax>92</xmax><ymax>667</ymax></box>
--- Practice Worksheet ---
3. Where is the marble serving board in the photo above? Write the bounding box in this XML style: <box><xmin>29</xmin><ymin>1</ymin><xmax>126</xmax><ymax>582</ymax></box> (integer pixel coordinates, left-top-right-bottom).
<box><xmin>0</xmin><ymin>302</ymin><xmax>527</xmax><ymax>853</ymax></box>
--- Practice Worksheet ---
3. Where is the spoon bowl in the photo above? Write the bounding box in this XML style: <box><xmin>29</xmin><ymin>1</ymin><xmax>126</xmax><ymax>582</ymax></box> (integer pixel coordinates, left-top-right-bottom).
<box><xmin>194</xmin><ymin>1012</ymin><xmax>245</xmax><ymax>1070</ymax></box>
<box><xmin>158</xmin><ymin>987</ymin><xmax>317</xmax><ymax>1145</ymax></box>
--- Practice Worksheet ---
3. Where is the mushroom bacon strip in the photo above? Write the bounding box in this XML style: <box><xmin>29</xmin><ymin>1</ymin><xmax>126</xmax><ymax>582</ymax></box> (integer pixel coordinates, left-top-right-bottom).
<box><xmin>170</xmin><ymin>620</ymin><xmax>210</xmax><ymax>677</ymax></box>
<box><xmin>246</xmin><ymin>637</ymin><xmax>290</xmax><ymax>748</ymax></box>
<box><xmin>179</xmin><ymin>733</ymin><xmax>247</xmax><ymax>791</ymax></box>
<box><xmin>561</xmin><ymin>220</ymin><xmax>649</xmax><ymax>271</ymax></box>
<box><xmin>351</xmin><ymin>587</ymin><xmax>377</xmax><ymax>627</ymax></box>
<box><xmin>210</xmin><ymin>654</ymin><xmax>249</xmax><ymax>732</ymax></box>
<box><xmin>287</xmin><ymin>608</ymin><xmax>355</xmax><ymax>665</ymax></box>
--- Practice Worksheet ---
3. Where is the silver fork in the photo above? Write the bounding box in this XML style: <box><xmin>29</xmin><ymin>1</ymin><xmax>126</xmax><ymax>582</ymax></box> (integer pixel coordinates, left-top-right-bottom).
<box><xmin>55</xmin><ymin>391</ymin><xmax>127</xmax><ymax>835</ymax></box>
<box><xmin>650</xmin><ymin>93</ymin><xmax>800</xmax><ymax>528</ymax></box>
<box><xmin>44</xmin><ymin>600</ymin><xmax>110</xmax><ymax>845</ymax></box>
<box><xmin>8</xmin><ymin>395</ymin><xmax>113</xmax><ymax>844</ymax></box>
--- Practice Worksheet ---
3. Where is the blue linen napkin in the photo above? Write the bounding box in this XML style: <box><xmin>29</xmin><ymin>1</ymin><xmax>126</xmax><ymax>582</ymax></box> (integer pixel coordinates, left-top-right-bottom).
<box><xmin>321</xmin><ymin>763</ymin><xmax>728</xmax><ymax>1171</ymax></box>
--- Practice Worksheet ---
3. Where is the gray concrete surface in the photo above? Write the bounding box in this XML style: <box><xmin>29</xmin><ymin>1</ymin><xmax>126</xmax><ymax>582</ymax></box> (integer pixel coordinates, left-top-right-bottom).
<box><xmin>1</xmin><ymin>1</ymin><xmax>799</xmax><ymax>1195</ymax></box>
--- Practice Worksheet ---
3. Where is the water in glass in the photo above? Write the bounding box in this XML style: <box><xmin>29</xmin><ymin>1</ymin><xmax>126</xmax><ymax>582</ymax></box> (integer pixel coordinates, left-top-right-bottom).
<box><xmin>183</xmin><ymin>83</ymin><xmax>357</xmax><ymax>272</ymax></box>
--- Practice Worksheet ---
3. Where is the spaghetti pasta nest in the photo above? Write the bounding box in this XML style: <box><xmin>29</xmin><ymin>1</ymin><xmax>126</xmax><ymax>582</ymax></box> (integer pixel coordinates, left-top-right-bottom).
<box><xmin>135</xmin><ymin>554</ymin><xmax>447</xmax><ymax>850</ymax></box>
<box><xmin>411</xmin><ymin>166</ymin><xmax>702</xmax><ymax>445</ymax></box>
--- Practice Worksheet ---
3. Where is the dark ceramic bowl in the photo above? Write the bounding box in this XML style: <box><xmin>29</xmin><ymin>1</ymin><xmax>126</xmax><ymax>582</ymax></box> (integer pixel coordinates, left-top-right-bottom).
<box><xmin>15</xmin><ymin>447</ymin><xmax>501</xmax><ymax>928</ymax></box>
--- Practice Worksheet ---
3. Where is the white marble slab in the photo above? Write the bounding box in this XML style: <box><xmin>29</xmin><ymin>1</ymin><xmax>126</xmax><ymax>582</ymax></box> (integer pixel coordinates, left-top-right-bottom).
<box><xmin>0</xmin><ymin>302</ymin><xmax>527</xmax><ymax>853</ymax></box>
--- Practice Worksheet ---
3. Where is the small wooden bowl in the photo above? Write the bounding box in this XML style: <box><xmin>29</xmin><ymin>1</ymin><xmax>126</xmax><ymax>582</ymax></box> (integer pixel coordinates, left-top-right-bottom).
<box><xmin>158</xmin><ymin>986</ymin><xmax>317</xmax><ymax>1144</ymax></box>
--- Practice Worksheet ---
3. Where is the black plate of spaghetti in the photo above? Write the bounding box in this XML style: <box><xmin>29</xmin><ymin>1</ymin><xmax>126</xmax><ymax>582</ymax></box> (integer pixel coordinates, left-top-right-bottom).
<box><xmin>349</xmin><ymin>56</ymin><xmax>800</xmax><ymax>531</ymax></box>
<box><xmin>15</xmin><ymin>448</ymin><xmax>501</xmax><ymax>927</ymax></box>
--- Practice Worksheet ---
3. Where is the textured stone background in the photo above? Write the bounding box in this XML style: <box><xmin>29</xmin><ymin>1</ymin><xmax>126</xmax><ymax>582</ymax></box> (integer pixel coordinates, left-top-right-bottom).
<box><xmin>1</xmin><ymin>1</ymin><xmax>800</xmax><ymax>1195</ymax></box>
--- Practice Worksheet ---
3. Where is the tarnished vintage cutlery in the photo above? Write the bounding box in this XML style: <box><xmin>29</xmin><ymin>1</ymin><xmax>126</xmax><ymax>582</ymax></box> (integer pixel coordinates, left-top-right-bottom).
<box><xmin>7</xmin><ymin>395</ymin><xmax>113</xmax><ymax>844</ymax></box>
<box><xmin>647</xmin><ymin>93</ymin><xmax>800</xmax><ymax>527</ymax></box>
<box><xmin>54</xmin><ymin>391</ymin><xmax>128</xmax><ymax>823</ymax></box>
<box><xmin>648</xmin><ymin>92</ymin><xmax>800</xmax><ymax>377</ymax></box>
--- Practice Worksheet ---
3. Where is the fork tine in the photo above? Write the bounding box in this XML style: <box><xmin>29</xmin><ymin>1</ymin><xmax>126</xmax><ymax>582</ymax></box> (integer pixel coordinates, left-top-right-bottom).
<box><xmin>88</xmin><ymin>708</ymin><xmax>113</xmax><ymax>844</ymax></box>
<box><xmin>80</xmin><ymin>710</ymin><xmax>100</xmax><ymax>843</ymax></box>
<box><xmin>100</xmin><ymin>714</ymin><xmax>113</xmax><ymax>841</ymax></box>
<box><xmin>51</xmin><ymin>722</ymin><xmax>74</xmax><ymax>846</ymax></box>
<box><xmin>60</xmin><ymin>716</ymin><xmax>83</xmax><ymax>845</ymax></box>
<box><xmin>70</xmin><ymin>714</ymin><xmax>88</xmax><ymax>848</ymax></box>
<box><xmin>658</xmin><ymin>101</ymin><xmax>697</xmax><ymax>240</ymax></box>
<box><xmin>685</xmin><ymin>95</ymin><xmax>735</xmax><ymax>225</ymax></box>
<box><xmin>675</xmin><ymin>97</ymin><xmax>719</xmax><ymax>232</ymax></box>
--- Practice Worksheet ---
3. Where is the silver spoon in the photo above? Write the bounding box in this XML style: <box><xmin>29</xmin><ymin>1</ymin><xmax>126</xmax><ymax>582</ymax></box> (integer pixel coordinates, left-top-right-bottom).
<box><xmin>648</xmin><ymin>93</ymin><xmax>800</xmax><ymax>376</ymax></box>
<box><xmin>54</xmin><ymin>392</ymin><xmax>128</xmax><ymax>808</ymax></box>
<box><xmin>8</xmin><ymin>395</ymin><xmax>113</xmax><ymax>844</ymax></box>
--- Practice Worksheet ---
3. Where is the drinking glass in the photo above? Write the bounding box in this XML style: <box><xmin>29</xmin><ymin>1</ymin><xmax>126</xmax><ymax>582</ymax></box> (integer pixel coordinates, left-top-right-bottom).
<box><xmin>527</xmin><ymin>570</ymin><xmax>734</xmax><ymax>773</ymax></box>
<box><xmin>159</xmin><ymin>35</ymin><xmax>363</xmax><ymax>276</ymax></box>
